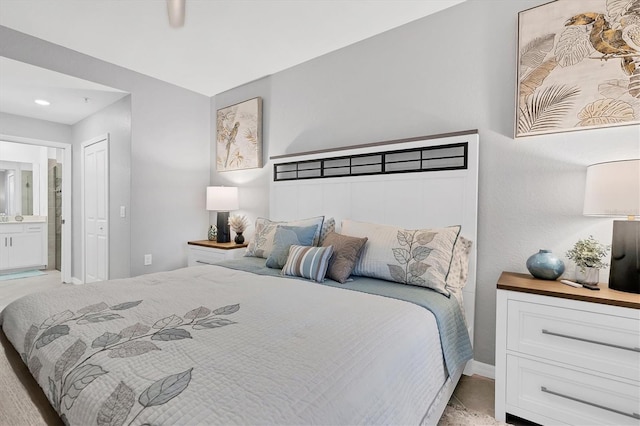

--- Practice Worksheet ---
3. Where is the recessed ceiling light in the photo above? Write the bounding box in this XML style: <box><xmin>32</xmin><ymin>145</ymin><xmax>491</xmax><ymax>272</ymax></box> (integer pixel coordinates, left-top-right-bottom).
<box><xmin>34</xmin><ymin>99</ymin><xmax>50</xmax><ymax>106</ymax></box>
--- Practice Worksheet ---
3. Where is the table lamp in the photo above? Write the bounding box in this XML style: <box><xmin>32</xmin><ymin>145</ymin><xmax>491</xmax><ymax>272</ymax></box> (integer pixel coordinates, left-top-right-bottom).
<box><xmin>583</xmin><ymin>159</ymin><xmax>640</xmax><ymax>293</ymax></box>
<box><xmin>206</xmin><ymin>186</ymin><xmax>239</xmax><ymax>243</ymax></box>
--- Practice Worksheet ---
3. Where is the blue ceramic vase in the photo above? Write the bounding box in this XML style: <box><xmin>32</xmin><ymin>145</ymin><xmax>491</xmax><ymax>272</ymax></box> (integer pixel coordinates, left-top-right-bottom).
<box><xmin>526</xmin><ymin>249</ymin><xmax>565</xmax><ymax>280</ymax></box>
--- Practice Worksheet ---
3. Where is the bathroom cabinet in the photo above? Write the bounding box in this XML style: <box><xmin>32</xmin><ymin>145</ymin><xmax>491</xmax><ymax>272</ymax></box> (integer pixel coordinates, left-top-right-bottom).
<box><xmin>0</xmin><ymin>222</ymin><xmax>47</xmax><ymax>272</ymax></box>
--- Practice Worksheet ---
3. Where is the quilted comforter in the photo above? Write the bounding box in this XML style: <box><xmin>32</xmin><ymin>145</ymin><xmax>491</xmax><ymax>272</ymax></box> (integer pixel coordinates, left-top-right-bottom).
<box><xmin>1</xmin><ymin>264</ymin><xmax>454</xmax><ymax>425</ymax></box>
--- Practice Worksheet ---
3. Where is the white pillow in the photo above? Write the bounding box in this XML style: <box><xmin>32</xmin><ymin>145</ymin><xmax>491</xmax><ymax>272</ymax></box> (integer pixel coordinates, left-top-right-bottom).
<box><xmin>445</xmin><ymin>235</ymin><xmax>473</xmax><ymax>322</ymax></box>
<box><xmin>341</xmin><ymin>219</ymin><xmax>461</xmax><ymax>296</ymax></box>
<box><xmin>446</xmin><ymin>236</ymin><xmax>473</xmax><ymax>290</ymax></box>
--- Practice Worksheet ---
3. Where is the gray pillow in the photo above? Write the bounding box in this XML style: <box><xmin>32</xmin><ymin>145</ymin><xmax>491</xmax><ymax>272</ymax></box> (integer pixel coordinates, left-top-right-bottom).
<box><xmin>265</xmin><ymin>225</ymin><xmax>319</xmax><ymax>269</ymax></box>
<box><xmin>321</xmin><ymin>232</ymin><xmax>368</xmax><ymax>283</ymax></box>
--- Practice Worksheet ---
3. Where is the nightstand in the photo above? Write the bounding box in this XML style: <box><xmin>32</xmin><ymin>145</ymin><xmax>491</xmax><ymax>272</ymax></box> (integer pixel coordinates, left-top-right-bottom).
<box><xmin>495</xmin><ymin>272</ymin><xmax>640</xmax><ymax>426</ymax></box>
<box><xmin>187</xmin><ymin>240</ymin><xmax>248</xmax><ymax>266</ymax></box>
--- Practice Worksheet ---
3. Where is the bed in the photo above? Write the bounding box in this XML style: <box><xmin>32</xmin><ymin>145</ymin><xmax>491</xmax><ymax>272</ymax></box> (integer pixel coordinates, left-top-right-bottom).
<box><xmin>0</xmin><ymin>130</ymin><xmax>479</xmax><ymax>425</ymax></box>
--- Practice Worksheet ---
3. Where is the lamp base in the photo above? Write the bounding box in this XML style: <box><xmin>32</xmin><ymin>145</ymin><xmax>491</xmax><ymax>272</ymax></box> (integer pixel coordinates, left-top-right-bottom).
<box><xmin>216</xmin><ymin>211</ymin><xmax>231</xmax><ymax>243</ymax></box>
<box><xmin>609</xmin><ymin>220</ymin><xmax>640</xmax><ymax>294</ymax></box>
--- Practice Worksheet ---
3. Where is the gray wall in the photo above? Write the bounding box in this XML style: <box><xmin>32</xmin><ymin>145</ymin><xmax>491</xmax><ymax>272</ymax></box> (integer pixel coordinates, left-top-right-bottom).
<box><xmin>212</xmin><ymin>0</ymin><xmax>640</xmax><ymax>366</ymax></box>
<box><xmin>71</xmin><ymin>96</ymin><xmax>131</xmax><ymax>280</ymax></box>
<box><xmin>0</xmin><ymin>112</ymin><xmax>72</xmax><ymax>144</ymax></box>
<box><xmin>1</xmin><ymin>26</ymin><xmax>211</xmax><ymax>277</ymax></box>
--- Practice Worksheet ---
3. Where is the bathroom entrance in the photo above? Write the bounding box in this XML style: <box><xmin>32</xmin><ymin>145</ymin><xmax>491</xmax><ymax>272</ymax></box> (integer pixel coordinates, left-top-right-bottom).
<box><xmin>47</xmin><ymin>160</ymin><xmax>63</xmax><ymax>271</ymax></box>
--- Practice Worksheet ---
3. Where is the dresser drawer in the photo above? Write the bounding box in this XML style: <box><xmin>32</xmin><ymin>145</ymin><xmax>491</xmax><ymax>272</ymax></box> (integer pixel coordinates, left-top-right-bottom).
<box><xmin>506</xmin><ymin>355</ymin><xmax>640</xmax><ymax>425</ymax></box>
<box><xmin>507</xmin><ymin>299</ymin><xmax>640</xmax><ymax>380</ymax></box>
<box><xmin>24</xmin><ymin>223</ymin><xmax>45</xmax><ymax>232</ymax></box>
<box><xmin>188</xmin><ymin>247</ymin><xmax>227</xmax><ymax>266</ymax></box>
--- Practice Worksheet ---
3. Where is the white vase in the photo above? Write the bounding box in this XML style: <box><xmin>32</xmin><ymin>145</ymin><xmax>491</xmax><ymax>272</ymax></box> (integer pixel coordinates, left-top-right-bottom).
<box><xmin>576</xmin><ymin>267</ymin><xmax>599</xmax><ymax>285</ymax></box>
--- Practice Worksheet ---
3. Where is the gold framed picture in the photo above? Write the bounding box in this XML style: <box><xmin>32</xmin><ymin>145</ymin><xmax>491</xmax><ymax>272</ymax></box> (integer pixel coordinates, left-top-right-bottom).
<box><xmin>216</xmin><ymin>97</ymin><xmax>262</xmax><ymax>171</ymax></box>
<box><xmin>516</xmin><ymin>0</ymin><xmax>639</xmax><ymax>138</ymax></box>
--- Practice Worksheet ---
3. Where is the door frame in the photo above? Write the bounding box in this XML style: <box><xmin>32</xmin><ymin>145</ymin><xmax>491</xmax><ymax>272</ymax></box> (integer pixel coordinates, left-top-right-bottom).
<box><xmin>81</xmin><ymin>134</ymin><xmax>110</xmax><ymax>283</ymax></box>
<box><xmin>0</xmin><ymin>134</ymin><xmax>73</xmax><ymax>283</ymax></box>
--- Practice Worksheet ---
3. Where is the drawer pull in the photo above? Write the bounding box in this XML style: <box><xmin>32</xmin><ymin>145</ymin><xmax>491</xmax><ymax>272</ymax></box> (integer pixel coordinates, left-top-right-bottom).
<box><xmin>542</xmin><ymin>329</ymin><xmax>640</xmax><ymax>353</ymax></box>
<box><xmin>195</xmin><ymin>260</ymin><xmax>216</xmax><ymax>265</ymax></box>
<box><xmin>541</xmin><ymin>386</ymin><xmax>640</xmax><ymax>420</ymax></box>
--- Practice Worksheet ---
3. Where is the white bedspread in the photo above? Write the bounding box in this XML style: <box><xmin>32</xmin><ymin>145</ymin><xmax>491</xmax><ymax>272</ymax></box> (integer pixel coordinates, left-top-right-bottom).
<box><xmin>1</xmin><ymin>265</ymin><xmax>447</xmax><ymax>425</ymax></box>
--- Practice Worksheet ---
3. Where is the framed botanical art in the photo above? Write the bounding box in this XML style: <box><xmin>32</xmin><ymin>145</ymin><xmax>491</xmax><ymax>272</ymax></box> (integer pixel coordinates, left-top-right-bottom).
<box><xmin>216</xmin><ymin>97</ymin><xmax>263</xmax><ymax>171</ymax></box>
<box><xmin>516</xmin><ymin>0</ymin><xmax>640</xmax><ymax>138</ymax></box>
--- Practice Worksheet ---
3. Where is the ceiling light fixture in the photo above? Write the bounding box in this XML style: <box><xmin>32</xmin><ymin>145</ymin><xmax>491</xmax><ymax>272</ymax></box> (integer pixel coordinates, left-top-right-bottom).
<box><xmin>167</xmin><ymin>0</ymin><xmax>186</xmax><ymax>28</ymax></box>
<box><xmin>34</xmin><ymin>99</ymin><xmax>50</xmax><ymax>106</ymax></box>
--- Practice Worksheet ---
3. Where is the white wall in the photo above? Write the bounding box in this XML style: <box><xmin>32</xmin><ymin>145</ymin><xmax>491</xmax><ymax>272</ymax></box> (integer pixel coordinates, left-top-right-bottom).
<box><xmin>212</xmin><ymin>0</ymin><xmax>640</xmax><ymax>366</ymax></box>
<box><xmin>0</xmin><ymin>112</ymin><xmax>72</xmax><ymax>144</ymax></box>
<box><xmin>72</xmin><ymin>96</ymin><xmax>131</xmax><ymax>280</ymax></box>
<box><xmin>1</xmin><ymin>25</ymin><xmax>211</xmax><ymax>276</ymax></box>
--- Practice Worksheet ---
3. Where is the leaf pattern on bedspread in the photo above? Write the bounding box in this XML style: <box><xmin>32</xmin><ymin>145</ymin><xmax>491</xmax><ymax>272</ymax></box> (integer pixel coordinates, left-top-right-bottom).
<box><xmin>78</xmin><ymin>302</ymin><xmax>110</xmax><ymax>315</ymax></box>
<box><xmin>92</xmin><ymin>332</ymin><xmax>121</xmax><ymax>349</ymax></box>
<box><xmin>35</xmin><ymin>325</ymin><xmax>70</xmax><ymax>349</ymax></box>
<box><xmin>184</xmin><ymin>306</ymin><xmax>211</xmax><ymax>320</ymax></box>
<box><xmin>119</xmin><ymin>323</ymin><xmax>150</xmax><ymax>339</ymax></box>
<box><xmin>97</xmin><ymin>382</ymin><xmax>135</xmax><ymax>426</ymax></box>
<box><xmin>41</xmin><ymin>310</ymin><xmax>74</xmax><ymax>329</ymax></box>
<box><xmin>110</xmin><ymin>300</ymin><xmax>143</xmax><ymax>311</ymax></box>
<box><xmin>21</xmin><ymin>299</ymin><xmax>240</xmax><ymax>425</ymax></box>
<box><xmin>55</xmin><ymin>339</ymin><xmax>87</xmax><ymax>381</ymax></box>
<box><xmin>139</xmin><ymin>368</ymin><xmax>193</xmax><ymax>407</ymax></box>
<box><xmin>107</xmin><ymin>341</ymin><xmax>160</xmax><ymax>358</ymax></box>
<box><xmin>62</xmin><ymin>364</ymin><xmax>108</xmax><ymax>410</ymax></box>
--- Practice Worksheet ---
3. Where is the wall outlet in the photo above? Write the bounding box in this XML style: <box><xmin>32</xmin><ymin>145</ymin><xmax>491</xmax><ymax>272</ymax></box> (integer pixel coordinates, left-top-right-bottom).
<box><xmin>144</xmin><ymin>254</ymin><xmax>152</xmax><ymax>265</ymax></box>
<box><xmin>120</xmin><ymin>206</ymin><xmax>126</xmax><ymax>218</ymax></box>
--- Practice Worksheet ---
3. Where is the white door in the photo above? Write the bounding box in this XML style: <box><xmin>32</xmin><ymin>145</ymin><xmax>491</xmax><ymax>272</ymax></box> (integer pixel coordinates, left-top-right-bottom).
<box><xmin>83</xmin><ymin>135</ymin><xmax>109</xmax><ymax>283</ymax></box>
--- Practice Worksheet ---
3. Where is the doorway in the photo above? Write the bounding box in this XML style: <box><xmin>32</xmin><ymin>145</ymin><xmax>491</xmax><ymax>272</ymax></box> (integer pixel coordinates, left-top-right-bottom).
<box><xmin>0</xmin><ymin>135</ymin><xmax>72</xmax><ymax>283</ymax></box>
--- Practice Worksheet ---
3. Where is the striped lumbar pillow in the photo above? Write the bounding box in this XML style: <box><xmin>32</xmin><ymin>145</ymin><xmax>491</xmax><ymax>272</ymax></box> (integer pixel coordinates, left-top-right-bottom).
<box><xmin>282</xmin><ymin>245</ymin><xmax>334</xmax><ymax>282</ymax></box>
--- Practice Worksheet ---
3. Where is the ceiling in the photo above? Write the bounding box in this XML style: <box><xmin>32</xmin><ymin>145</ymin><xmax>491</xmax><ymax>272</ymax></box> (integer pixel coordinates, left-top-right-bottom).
<box><xmin>0</xmin><ymin>0</ymin><xmax>466</xmax><ymax>97</ymax></box>
<box><xmin>0</xmin><ymin>57</ymin><xmax>128</xmax><ymax>125</ymax></box>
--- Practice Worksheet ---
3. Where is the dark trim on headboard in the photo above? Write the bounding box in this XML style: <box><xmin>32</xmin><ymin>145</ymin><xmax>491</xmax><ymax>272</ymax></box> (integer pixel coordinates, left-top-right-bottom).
<box><xmin>269</xmin><ymin>129</ymin><xmax>478</xmax><ymax>160</ymax></box>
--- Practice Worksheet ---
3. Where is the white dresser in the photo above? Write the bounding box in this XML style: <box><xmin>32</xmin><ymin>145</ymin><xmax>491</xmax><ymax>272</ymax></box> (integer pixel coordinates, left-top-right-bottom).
<box><xmin>187</xmin><ymin>240</ymin><xmax>247</xmax><ymax>267</ymax></box>
<box><xmin>495</xmin><ymin>272</ymin><xmax>640</xmax><ymax>426</ymax></box>
<box><xmin>0</xmin><ymin>222</ymin><xmax>47</xmax><ymax>272</ymax></box>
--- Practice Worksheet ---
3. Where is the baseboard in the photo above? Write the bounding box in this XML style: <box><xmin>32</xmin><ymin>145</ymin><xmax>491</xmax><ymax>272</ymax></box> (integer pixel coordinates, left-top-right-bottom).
<box><xmin>471</xmin><ymin>360</ymin><xmax>495</xmax><ymax>379</ymax></box>
<box><xmin>70</xmin><ymin>277</ymin><xmax>83</xmax><ymax>285</ymax></box>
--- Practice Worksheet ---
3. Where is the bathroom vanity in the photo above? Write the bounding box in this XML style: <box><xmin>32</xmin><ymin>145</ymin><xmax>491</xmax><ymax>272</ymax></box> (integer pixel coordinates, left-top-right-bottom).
<box><xmin>0</xmin><ymin>219</ymin><xmax>47</xmax><ymax>272</ymax></box>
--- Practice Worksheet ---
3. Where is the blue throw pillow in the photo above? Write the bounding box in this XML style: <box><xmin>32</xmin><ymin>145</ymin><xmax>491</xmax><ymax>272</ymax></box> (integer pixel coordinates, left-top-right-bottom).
<box><xmin>265</xmin><ymin>225</ymin><xmax>319</xmax><ymax>269</ymax></box>
<box><xmin>282</xmin><ymin>245</ymin><xmax>334</xmax><ymax>282</ymax></box>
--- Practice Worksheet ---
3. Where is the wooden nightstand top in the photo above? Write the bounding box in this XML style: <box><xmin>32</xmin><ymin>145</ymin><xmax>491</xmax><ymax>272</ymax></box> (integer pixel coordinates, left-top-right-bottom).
<box><xmin>188</xmin><ymin>240</ymin><xmax>248</xmax><ymax>250</ymax></box>
<box><xmin>497</xmin><ymin>271</ymin><xmax>640</xmax><ymax>310</ymax></box>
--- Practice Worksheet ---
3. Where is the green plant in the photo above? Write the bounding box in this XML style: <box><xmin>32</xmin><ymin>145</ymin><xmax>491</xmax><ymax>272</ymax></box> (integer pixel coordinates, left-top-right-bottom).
<box><xmin>566</xmin><ymin>235</ymin><xmax>610</xmax><ymax>272</ymax></box>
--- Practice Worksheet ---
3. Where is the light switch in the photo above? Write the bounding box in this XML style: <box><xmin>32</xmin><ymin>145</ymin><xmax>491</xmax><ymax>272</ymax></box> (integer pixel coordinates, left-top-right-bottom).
<box><xmin>120</xmin><ymin>206</ymin><xmax>126</xmax><ymax>218</ymax></box>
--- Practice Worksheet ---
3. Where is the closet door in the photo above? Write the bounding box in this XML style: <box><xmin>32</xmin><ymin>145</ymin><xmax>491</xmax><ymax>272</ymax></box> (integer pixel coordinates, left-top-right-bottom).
<box><xmin>83</xmin><ymin>135</ymin><xmax>109</xmax><ymax>283</ymax></box>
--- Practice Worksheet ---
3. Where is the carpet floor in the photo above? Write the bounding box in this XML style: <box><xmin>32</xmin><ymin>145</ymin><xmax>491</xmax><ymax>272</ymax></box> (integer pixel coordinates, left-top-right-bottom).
<box><xmin>440</xmin><ymin>403</ymin><xmax>510</xmax><ymax>425</ymax></box>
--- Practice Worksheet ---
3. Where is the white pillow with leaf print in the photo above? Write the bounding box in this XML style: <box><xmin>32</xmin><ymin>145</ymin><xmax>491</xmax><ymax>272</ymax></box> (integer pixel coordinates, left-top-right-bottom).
<box><xmin>341</xmin><ymin>219</ymin><xmax>461</xmax><ymax>296</ymax></box>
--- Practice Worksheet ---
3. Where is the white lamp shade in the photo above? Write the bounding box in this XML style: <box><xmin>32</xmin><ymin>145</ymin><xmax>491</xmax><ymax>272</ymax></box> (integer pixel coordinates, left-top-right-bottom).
<box><xmin>206</xmin><ymin>186</ymin><xmax>239</xmax><ymax>211</ymax></box>
<box><xmin>583</xmin><ymin>159</ymin><xmax>640</xmax><ymax>217</ymax></box>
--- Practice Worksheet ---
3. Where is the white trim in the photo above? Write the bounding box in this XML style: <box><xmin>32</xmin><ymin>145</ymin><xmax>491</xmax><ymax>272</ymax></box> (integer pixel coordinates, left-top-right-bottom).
<box><xmin>81</xmin><ymin>133</ymin><xmax>110</xmax><ymax>283</ymax></box>
<box><xmin>471</xmin><ymin>360</ymin><xmax>496</xmax><ymax>379</ymax></box>
<box><xmin>0</xmin><ymin>133</ymin><xmax>73</xmax><ymax>284</ymax></box>
<box><xmin>70</xmin><ymin>277</ymin><xmax>83</xmax><ymax>285</ymax></box>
